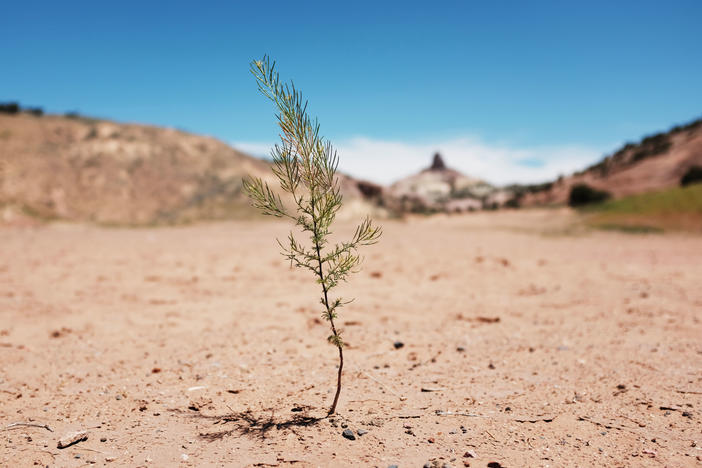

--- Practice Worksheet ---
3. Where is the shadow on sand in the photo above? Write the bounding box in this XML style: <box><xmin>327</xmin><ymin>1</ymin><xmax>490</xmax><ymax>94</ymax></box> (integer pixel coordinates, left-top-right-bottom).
<box><xmin>173</xmin><ymin>407</ymin><xmax>325</xmax><ymax>441</ymax></box>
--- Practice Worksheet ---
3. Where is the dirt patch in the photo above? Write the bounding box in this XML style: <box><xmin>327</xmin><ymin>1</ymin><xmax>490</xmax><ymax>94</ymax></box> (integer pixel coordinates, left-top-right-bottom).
<box><xmin>1</xmin><ymin>212</ymin><xmax>700</xmax><ymax>466</ymax></box>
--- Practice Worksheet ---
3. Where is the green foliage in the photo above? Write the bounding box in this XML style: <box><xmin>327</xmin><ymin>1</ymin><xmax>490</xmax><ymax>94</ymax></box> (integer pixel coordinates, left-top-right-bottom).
<box><xmin>0</xmin><ymin>102</ymin><xmax>43</xmax><ymax>116</ymax></box>
<box><xmin>568</xmin><ymin>183</ymin><xmax>611</xmax><ymax>207</ymax></box>
<box><xmin>0</xmin><ymin>102</ymin><xmax>20</xmax><ymax>114</ymax></box>
<box><xmin>681</xmin><ymin>166</ymin><xmax>702</xmax><ymax>187</ymax></box>
<box><xmin>243</xmin><ymin>56</ymin><xmax>381</xmax><ymax>415</ymax></box>
<box><xmin>583</xmin><ymin>184</ymin><xmax>702</xmax><ymax>233</ymax></box>
<box><xmin>587</xmin><ymin>184</ymin><xmax>702</xmax><ymax>215</ymax></box>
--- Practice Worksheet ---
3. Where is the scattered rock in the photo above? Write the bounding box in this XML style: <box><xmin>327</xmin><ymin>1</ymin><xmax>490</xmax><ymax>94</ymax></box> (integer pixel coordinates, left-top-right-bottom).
<box><xmin>456</xmin><ymin>346</ymin><xmax>466</xmax><ymax>352</ymax></box>
<box><xmin>291</xmin><ymin>406</ymin><xmax>303</xmax><ymax>412</ymax></box>
<box><xmin>100</xmin><ymin>437</ymin><xmax>107</xmax><ymax>442</ymax></box>
<box><xmin>428</xmin><ymin>437</ymin><xmax>435</xmax><ymax>443</ymax></box>
<box><xmin>57</xmin><ymin>429</ymin><xmax>88</xmax><ymax>449</ymax></box>
<box><xmin>49</xmin><ymin>327</ymin><xmax>72</xmax><ymax>338</ymax></box>
<box><xmin>342</xmin><ymin>429</ymin><xmax>355</xmax><ymax>440</ymax></box>
<box><xmin>357</xmin><ymin>429</ymin><xmax>368</xmax><ymax>436</ymax></box>
<box><xmin>464</xmin><ymin>450</ymin><xmax>477</xmax><ymax>458</ymax></box>
<box><xmin>370</xmin><ymin>271</ymin><xmax>382</xmax><ymax>278</ymax></box>
<box><xmin>488</xmin><ymin>362</ymin><xmax>495</xmax><ymax>370</ymax></box>
<box><xmin>393</xmin><ymin>341</ymin><xmax>404</xmax><ymax>349</ymax></box>
<box><xmin>475</xmin><ymin>316</ymin><xmax>500</xmax><ymax>323</ymax></box>
<box><xmin>115</xmin><ymin>394</ymin><xmax>122</xmax><ymax>400</ymax></box>
<box><xmin>423</xmin><ymin>461</ymin><xmax>445</xmax><ymax>468</ymax></box>
<box><xmin>487</xmin><ymin>463</ymin><xmax>503</xmax><ymax>468</ymax></box>
<box><xmin>181</xmin><ymin>454</ymin><xmax>189</xmax><ymax>461</ymax></box>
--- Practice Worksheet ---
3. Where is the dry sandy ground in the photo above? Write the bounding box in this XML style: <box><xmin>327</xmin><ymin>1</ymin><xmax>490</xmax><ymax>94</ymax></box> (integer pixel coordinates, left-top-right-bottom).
<box><xmin>1</xmin><ymin>210</ymin><xmax>701</xmax><ymax>467</ymax></box>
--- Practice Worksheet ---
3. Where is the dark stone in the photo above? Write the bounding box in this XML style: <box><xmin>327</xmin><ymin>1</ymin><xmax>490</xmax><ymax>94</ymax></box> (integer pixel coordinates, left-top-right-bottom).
<box><xmin>429</xmin><ymin>153</ymin><xmax>446</xmax><ymax>171</ymax></box>
<box><xmin>342</xmin><ymin>429</ymin><xmax>355</xmax><ymax>440</ymax></box>
<box><xmin>393</xmin><ymin>341</ymin><xmax>404</xmax><ymax>349</ymax></box>
<box><xmin>357</xmin><ymin>429</ymin><xmax>368</xmax><ymax>436</ymax></box>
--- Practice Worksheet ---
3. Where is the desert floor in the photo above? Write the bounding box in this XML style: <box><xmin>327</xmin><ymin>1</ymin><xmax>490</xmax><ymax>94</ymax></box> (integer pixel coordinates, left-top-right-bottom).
<box><xmin>1</xmin><ymin>209</ymin><xmax>701</xmax><ymax>467</ymax></box>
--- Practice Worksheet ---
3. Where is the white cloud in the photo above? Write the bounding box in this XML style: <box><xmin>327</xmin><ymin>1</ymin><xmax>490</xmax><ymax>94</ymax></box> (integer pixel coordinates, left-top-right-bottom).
<box><xmin>233</xmin><ymin>135</ymin><xmax>611</xmax><ymax>186</ymax></box>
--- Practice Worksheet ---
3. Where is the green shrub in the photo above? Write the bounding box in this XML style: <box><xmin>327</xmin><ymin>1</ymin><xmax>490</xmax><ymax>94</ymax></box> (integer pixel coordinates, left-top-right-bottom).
<box><xmin>568</xmin><ymin>183</ymin><xmax>611</xmax><ymax>207</ymax></box>
<box><xmin>681</xmin><ymin>166</ymin><xmax>702</xmax><ymax>186</ymax></box>
<box><xmin>0</xmin><ymin>102</ymin><xmax>20</xmax><ymax>114</ymax></box>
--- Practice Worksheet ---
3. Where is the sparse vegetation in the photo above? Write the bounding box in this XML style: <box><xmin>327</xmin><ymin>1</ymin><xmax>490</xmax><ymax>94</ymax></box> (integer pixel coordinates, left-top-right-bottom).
<box><xmin>681</xmin><ymin>166</ymin><xmax>702</xmax><ymax>186</ymax></box>
<box><xmin>0</xmin><ymin>102</ymin><xmax>20</xmax><ymax>114</ymax></box>
<box><xmin>568</xmin><ymin>183</ymin><xmax>611</xmax><ymax>207</ymax></box>
<box><xmin>0</xmin><ymin>102</ymin><xmax>43</xmax><ymax>116</ymax></box>
<box><xmin>630</xmin><ymin>133</ymin><xmax>671</xmax><ymax>163</ymax></box>
<box><xmin>584</xmin><ymin>184</ymin><xmax>702</xmax><ymax>232</ymax></box>
<box><xmin>243</xmin><ymin>56</ymin><xmax>382</xmax><ymax>415</ymax></box>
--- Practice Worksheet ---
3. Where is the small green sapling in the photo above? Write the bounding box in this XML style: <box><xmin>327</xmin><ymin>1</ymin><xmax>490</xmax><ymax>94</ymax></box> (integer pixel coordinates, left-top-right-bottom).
<box><xmin>244</xmin><ymin>56</ymin><xmax>382</xmax><ymax>415</ymax></box>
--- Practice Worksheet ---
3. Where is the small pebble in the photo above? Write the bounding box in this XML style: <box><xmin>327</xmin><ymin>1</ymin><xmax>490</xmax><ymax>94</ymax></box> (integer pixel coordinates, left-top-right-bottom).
<box><xmin>357</xmin><ymin>429</ymin><xmax>368</xmax><ymax>436</ymax></box>
<box><xmin>115</xmin><ymin>395</ymin><xmax>122</xmax><ymax>400</ymax></box>
<box><xmin>456</xmin><ymin>346</ymin><xmax>465</xmax><ymax>352</ymax></box>
<box><xmin>393</xmin><ymin>341</ymin><xmax>404</xmax><ymax>349</ymax></box>
<box><xmin>100</xmin><ymin>437</ymin><xmax>107</xmax><ymax>442</ymax></box>
<box><xmin>342</xmin><ymin>429</ymin><xmax>355</xmax><ymax>440</ymax></box>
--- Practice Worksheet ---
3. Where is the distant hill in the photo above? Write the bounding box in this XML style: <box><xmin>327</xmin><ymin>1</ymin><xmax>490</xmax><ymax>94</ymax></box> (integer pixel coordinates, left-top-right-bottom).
<box><xmin>519</xmin><ymin>117</ymin><xmax>702</xmax><ymax>207</ymax></box>
<box><xmin>384</xmin><ymin>153</ymin><xmax>506</xmax><ymax>212</ymax></box>
<box><xmin>0</xmin><ymin>112</ymin><xmax>384</xmax><ymax>225</ymax></box>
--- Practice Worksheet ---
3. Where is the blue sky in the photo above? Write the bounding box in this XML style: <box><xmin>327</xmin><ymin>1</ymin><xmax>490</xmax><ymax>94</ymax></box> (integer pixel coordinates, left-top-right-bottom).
<box><xmin>2</xmin><ymin>0</ymin><xmax>701</xmax><ymax>184</ymax></box>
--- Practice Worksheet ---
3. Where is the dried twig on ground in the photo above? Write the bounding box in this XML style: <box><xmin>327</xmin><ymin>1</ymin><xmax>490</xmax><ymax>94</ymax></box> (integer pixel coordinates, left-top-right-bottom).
<box><xmin>435</xmin><ymin>410</ymin><xmax>481</xmax><ymax>417</ymax></box>
<box><xmin>356</xmin><ymin>369</ymin><xmax>406</xmax><ymax>401</ymax></box>
<box><xmin>3</xmin><ymin>422</ymin><xmax>53</xmax><ymax>432</ymax></box>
